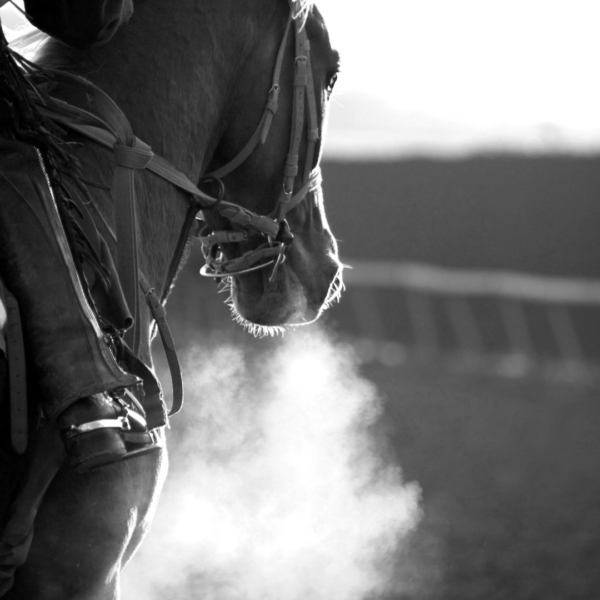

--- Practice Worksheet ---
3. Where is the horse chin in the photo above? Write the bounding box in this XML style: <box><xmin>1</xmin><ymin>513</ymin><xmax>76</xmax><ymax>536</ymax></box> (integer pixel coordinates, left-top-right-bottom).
<box><xmin>225</xmin><ymin>253</ymin><xmax>344</xmax><ymax>336</ymax></box>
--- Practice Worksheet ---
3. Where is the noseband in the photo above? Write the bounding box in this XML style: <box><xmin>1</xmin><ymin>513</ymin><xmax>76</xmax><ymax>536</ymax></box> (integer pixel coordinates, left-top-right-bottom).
<box><xmin>197</xmin><ymin>12</ymin><xmax>321</xmax><ymax>280</ymax></box>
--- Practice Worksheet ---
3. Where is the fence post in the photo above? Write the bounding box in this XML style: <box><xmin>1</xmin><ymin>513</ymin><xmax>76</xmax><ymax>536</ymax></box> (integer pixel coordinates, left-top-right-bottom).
<box><xmin>406</xmin><ymin>291</ymin><xmax>438</xmax><ymax>360</ymax></box>
<box><xmin>445</xmin><ymin>296</ymin><xmax>485</xmax><ymax>359</ymax></box>
<box><xmin>498</xmin><ymin>298</ymin><xmax>534</xmax><ymax>358</ymax></box>
<box><xmin>546</xmin><ymin>305</ymin><xmax>585</xmax><ymax>363</ymax></box>
<box><xmin>342</xmin><ymin>260</ymin><xmax>599</xmax><ymax>378</ymax></box>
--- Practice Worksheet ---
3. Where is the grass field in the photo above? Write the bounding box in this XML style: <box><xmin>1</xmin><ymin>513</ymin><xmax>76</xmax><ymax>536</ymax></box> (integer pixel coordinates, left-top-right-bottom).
<box><xmin>369</xmin><ymin>362</ymin><xmax>600</xmax><ymax>600</ymax></box>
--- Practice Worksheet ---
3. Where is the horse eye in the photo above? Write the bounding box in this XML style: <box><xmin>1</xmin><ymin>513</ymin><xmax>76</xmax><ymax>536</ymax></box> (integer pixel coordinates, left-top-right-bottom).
<box><xmin>326</xmin><ymin>73</ymin><xmax>338</xmax><ymax>96</ymax></box>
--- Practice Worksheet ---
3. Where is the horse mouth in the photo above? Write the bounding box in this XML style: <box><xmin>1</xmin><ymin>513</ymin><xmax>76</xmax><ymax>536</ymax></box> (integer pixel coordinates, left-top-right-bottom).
<box><xmin>224</xmin><ymin>245</ymin><xmax>344</xmax><ymax>335</ymax></box>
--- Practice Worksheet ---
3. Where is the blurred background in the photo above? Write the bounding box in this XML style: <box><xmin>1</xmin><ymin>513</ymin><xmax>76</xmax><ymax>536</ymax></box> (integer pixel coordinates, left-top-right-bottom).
<box><xmin>163</xmin><ymin>2</ymin><xmax>600</xmax><ymax>594</ymax></box>
<box><xmin>3</xmin><ymin>1</ymin><xmax>600</xmax><ymax>598</ymax></box>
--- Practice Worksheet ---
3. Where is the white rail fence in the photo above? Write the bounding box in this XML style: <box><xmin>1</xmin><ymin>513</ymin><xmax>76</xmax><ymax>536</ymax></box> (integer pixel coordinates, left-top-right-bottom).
<box><xmin>342</xmin><ymin>260</ymin><xmax>600</xmax><ymax>381</ymax></box>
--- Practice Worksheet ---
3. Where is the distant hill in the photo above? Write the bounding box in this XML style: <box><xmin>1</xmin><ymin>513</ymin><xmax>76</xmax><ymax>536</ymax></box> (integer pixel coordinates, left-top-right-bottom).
<box><xmin>323</xmin><ymin>92</ymin><xmax>600</xmax><ymax>160</ymax></box>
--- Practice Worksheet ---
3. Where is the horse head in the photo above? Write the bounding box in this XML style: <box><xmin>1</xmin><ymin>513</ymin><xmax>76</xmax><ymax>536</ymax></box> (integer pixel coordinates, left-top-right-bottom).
<box><xmin>200</xmin><ymin>0</ymin><xmax>343</xmax><ymax>334</ymax></box>
<box><xmin>23</xmin><ymin>0</ymin><xmax>343</xmax><ymax>336</ymax></box>
<box><xmin>13</xmin><ymin>0</ymin><xmax>343</xmax><ymax>340</ymax></box>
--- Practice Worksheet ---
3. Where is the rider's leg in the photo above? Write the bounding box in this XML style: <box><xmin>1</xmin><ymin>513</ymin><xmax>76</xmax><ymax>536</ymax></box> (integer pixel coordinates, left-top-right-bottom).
<box><xmin>0</xmin><ymin>134</ymin><xmax>147</xmax><ymax>471</ymax></box>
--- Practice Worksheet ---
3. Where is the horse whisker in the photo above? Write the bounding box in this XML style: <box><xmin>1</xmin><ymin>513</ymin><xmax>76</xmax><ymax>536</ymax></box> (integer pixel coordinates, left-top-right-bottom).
<box><xmin>320</xmin><ymin>264</ymin><xmax>345</xmax><ymax>312</ymax></box>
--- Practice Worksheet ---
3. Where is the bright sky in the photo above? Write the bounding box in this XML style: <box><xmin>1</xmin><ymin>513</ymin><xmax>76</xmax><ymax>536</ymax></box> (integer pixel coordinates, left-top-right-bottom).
<box><xmin>316</xmin><ymin>0</ymin><xmax>600</xmax><ymax>155</ymax></box>
<box><xmin>319</xmin><ymin>0</ymin><xmax>600</xmax><ymax>128</ymax></box>
<box><xmin>3</xmin><ymin>1</ymin><xmax>600</xmax><ymax>154</ymax></box>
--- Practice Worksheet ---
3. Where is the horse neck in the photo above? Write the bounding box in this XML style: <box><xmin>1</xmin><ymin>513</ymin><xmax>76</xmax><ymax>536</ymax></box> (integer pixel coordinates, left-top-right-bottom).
<box><xmin>57</xmin><ymin>5</ymin><xmax>242</xmax><ymax>174</ymax></box>
<box><xmin>71</xmin><ymin>0</ymin><xmax>287</xmax><ymax>167</ymax></box>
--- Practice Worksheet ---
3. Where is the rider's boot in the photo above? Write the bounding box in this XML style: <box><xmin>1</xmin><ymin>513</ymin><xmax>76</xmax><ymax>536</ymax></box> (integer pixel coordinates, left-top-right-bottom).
<box><xmin>0</xmin><ymin>132</ymin><xmax>159</xmax><ymax>472</ymax></box>
<box><xmin>57</xmin><ymin>391</ymin><xmax>160</xmax><ymax>472</ymax></box>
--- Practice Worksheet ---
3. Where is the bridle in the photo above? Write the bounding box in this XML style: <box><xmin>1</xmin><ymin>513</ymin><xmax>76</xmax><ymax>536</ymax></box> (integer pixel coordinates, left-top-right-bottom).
<box><xmin>197</xmin><ymin>10</ymin><xmax>321</xmax><ymax>281</ymax></box>
<box><xmin>27</xmin><ymin>4</ymin><xmax>322</xmax><ymax>288</ymax></box>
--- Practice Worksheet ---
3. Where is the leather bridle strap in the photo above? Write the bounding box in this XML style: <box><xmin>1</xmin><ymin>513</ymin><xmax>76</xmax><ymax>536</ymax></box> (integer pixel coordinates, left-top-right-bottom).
<box><xmin>206</xmin><ymin>14</ymin><xmax>293</xmax><ymax>180</ymax></box>
<box><xmin>208</xmin><ymin>13</ymin><xmax>319</xmax><ymax>214</ymax></box>
<box><xmin>300</xmin><ymin>25</ymin><xmax>319</xmax><ymax>196</ymax></box>
<box><xmin>273</xmin><ymin>20</ymin><xmax>319</xmax><ymax>222</ymax></box>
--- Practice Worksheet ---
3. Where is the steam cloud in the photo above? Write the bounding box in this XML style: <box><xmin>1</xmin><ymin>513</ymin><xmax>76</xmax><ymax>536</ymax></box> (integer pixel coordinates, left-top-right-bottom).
<box><xmin>122</xmin><ymin>327</ymin><xmax>421</xmax><ymax>600</ymax></box>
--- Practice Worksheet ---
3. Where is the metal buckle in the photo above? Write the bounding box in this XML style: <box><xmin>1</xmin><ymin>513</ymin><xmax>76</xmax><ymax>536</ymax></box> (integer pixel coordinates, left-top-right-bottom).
<box><xmin>64</xmin><ymin>417</ymin><xmax>129</xmax><ymax>438</ymax></box>
<box><xmin>200</xmin><ymin>257</ymin><xmax>278</xmax><ymax>278</ymax></box>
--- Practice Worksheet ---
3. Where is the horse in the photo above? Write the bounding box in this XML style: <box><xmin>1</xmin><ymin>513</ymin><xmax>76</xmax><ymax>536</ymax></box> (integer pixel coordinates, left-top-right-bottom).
<box><xmin>0</xmin><ymin>0</ymin><xmax>342</xmax><ymax>597</ymax></box>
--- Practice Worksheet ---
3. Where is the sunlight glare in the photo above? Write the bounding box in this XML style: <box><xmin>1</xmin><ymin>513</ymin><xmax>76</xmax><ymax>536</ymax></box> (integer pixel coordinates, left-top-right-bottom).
<box><xmin>320</xmin><ymin>0</ymin><xmax>600</xmax><ymax>128</ymax></box>
<box><xmin>319</xmin><ymin>0</ymin><xmax>600</xmax><ymax>153</ymax></box>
